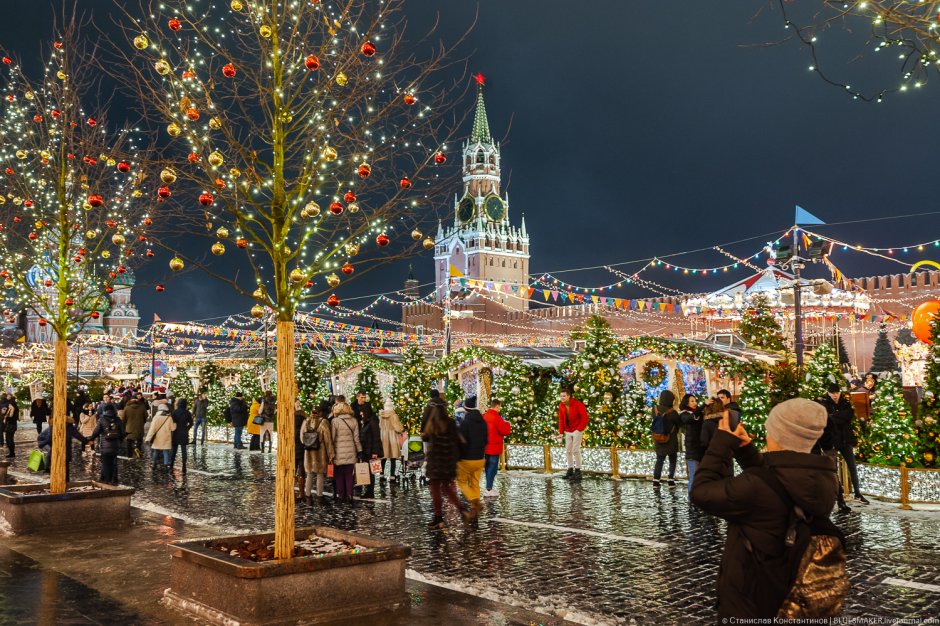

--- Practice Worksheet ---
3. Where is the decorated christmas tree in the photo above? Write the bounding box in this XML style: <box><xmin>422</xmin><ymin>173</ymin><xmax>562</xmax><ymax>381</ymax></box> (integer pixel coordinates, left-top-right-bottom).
<box><xmin>619</xmin><ymin>381</ymin><xmax>652</xmax><ymax>449</ymax></box>
<box><xmin>835</xmin><ymin>331</ymin><xmax>851</xmax><ymax>369</ymax></box>
<box><xmin>356</xmin><ymin>366</ymin><xmax>382</xmax><ymax>412</ymax></box>
<box><xmin>738</xmin><ymin>370</ymin><xmax>771</xmax><ymax>448</ymax></box>
<box><xmin>296</xmin><ymin>346</ymin><xmax>328</xmax><ymax>411</ymax></box>
<box><xmin>859</xmin><ymin>373</ymin><xmax>919</xmax><ymax>466</ymax></box>
<box><xmin>912</xmin><ymin>316</ymin><xmax>940</xmax><ymax>467</ymax></box>
<box><xmin>800</xmin><ymin>342</ymin><xmax>843</xmax><ymax>399</ymax></box>
<box><xmin>391</xmin><ymin>347</ymin><xmax>433</xmax><ymax>434</ymax></box>
<box><xmin>871</xmin><ymin>324</ymin><xmax>900</xmax><ymax>373</ymax></box>
<box><xmin>565</xmin><ymin>316</ymin><xmax>623</xmax><ymax>445</ymax></box>
<box><xmin>204</xmin><ymin>382</ymin><xmax>231</xmax><ymax>427</ymax></box>
<box><xmin>738</xmin><ymin>294</ymin><xmax>786</xmax><ymax>351</ymax></box>
<box><xmin>168</xmin><ymin>366</ymin><xmax>194</xmax><ymax>405</ymax></box>
<box><xmin>0</xmin><ymin>22</ymin><xmax>156</xmax><ymax>494</ymax></box>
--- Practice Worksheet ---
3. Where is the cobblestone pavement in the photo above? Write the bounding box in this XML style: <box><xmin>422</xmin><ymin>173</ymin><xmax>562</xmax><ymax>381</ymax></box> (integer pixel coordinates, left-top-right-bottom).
<box><xmin>7</xmin><ymin>428</ymin><xmax>940</xmax><ymax>624</ymax></box>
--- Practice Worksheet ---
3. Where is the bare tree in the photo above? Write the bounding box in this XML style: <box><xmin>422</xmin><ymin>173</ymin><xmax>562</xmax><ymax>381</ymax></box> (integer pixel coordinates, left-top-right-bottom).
<box><xmin>110</xmin><ymin>0</ymin><xmax>470</xmax><ymax>558</ymax></box>
<box><xmin>0</xmin><ymin>15</ymin><xmax>156</xmax><ymax>494</ymax></box>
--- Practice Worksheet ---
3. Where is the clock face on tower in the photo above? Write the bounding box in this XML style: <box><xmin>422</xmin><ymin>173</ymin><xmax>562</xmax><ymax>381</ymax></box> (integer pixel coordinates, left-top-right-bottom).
<box><xmin>484</xmin><ymin>195</ymin><xmax>505</xmax><ymax>222</ymax></box>
<box><xmin>457</xmin><ymin>196</ymin><xmax>475</xmax><ymax>223</ymax></box>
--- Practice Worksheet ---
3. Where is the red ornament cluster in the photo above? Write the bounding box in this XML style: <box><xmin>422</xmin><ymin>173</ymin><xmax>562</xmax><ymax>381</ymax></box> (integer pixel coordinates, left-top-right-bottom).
<box><xmin>360</xmin><ymin>41</ymin><xmax>376</xmax><ymax>57</ymax></box>
<box><xmin>305</xmin><ymin>55</ymin><xmax>320</xmax><ymax>70</ymax></box>
<box><xmin>199</xmin><ymin>193</ymin><xmax>215</xmax><ymax>207</ymax></box>
<box><xmin>376</xmin><ymin>233</ymin><xmax>390</xmax><ymax>246</ymax></box>
<box><xmin>327</xmin><ymin>294</ymin><xmax>340</xmax><ymax>307</ymax></box>
<box><xmin>329</xmin><ymin>202</ymin><xmax>344</xmax><ymax>215</ymax></box>
<box><xmin>88</xmin><ymin>194</ymin><xmax>104</xmax><ymax>207</ymax></box>
<box><xmin>168</xmin><ymin>18</ymin><xmax>182</xmax><ymax>31</ymax></box>
<box><xmin>222</xmin><ymin>63</ymin><xmax>236</xmax><ymax>78</ymax></box>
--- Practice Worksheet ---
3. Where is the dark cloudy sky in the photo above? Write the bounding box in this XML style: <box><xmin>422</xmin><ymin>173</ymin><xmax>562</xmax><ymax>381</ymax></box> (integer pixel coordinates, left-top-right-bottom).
<box><xmin>6</xmin><ymin>1</ymin><xmax>938</xmax><ymax>327</ymax></box>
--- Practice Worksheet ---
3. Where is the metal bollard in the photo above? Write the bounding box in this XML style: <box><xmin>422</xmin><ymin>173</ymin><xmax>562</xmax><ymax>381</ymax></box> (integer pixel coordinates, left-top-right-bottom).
<box><xmin>610</xmin><ymin>445</ymin><xmax>620</xmax><ymax>481</ymax></box>
<box><xmin>499</xmin><ymin>447</ymin><xmax>507</xmax><ymax>474</ymax></box>
<box><xmin>899</xmin><ymin>463</ymin><xmax>913</xmax><ymax>510</ymax></box>
<box><xmin>542</xmin><ymin>444</ymin><xmax>552</xmax><ymax>474</ymax></box>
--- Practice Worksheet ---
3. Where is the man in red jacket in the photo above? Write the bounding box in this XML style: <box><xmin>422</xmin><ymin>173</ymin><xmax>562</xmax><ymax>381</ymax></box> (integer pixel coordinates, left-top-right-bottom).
<box><xmin>482</xmin><ymin>399</ymin><xmax>511</xmax><ymax>496</ymax></box>
<box><xmin>558</xmin><ymin>390</ymin><xmax>588</xmax><ymax>480</ymax></box>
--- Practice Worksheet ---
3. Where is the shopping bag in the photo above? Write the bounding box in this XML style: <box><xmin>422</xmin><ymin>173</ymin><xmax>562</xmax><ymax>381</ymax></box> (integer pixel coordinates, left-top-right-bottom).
<box><xmin>354</xmin><ymin>462</ymin><xmax>371</xmax><ymax>486</ymax></box>
<box><xmin>327</xmin><ymin>464</ymin><xmax>334</xmax><ymax>478</ymax></box>
<box><xmin>369</xmin><ymin>458</ymin><xmax>382</xmax><ymax>475</ymax></box>
<box><xmin>27</xmin><ymin>449</ymin><xmax>46</xmax><ymax>472</ymax></box>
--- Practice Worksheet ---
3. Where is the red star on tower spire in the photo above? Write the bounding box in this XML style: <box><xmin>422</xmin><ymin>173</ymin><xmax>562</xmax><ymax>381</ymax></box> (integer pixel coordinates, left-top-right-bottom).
<box><xmin>473</xmin><ymin>72</ymin><xmax>486</xmax><ymax>87</ymax></box>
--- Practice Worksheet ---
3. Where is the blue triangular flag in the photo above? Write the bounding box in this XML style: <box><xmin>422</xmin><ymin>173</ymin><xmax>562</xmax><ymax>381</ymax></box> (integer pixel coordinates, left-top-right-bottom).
<box><xmin>794</xmin><ymin>205</ymin><xmax>825</xmax><ymax>225</ymax></box>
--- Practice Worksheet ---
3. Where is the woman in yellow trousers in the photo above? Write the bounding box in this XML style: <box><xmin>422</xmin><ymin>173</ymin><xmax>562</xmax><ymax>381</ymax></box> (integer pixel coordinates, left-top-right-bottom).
<box><xmin>455</xmin><ymin>396</ymin><xmax>488</xmax><ymax>524</ymax></box>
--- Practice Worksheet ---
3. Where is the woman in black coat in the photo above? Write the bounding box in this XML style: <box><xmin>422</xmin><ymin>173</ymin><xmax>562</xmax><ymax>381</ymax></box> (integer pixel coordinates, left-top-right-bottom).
<box><xmin>88</xmin><ymin>405</ymin><xmax>125</xmax><ymax>484</ymax></box>
<box><xmin>3</xmin><ymin>395</ymin><xmax>17</xmax><ymax>458</ymax></box>
<box><xmin>679</xmin><ymin>394</ymin><xmax>705</xmax><ymax>495</ymax></box>
<box><xmin>652</xmin><ymin>389</ymin><xmax>681</xmax><ymax>487</ymax></box>
<box><xmin>170</xmin><ymin>398</ymin><xmax>194</xmax><ymax>474</ymax></box>
<box><xmin>422</xmin><ymin>402</ymin><xmax>467</xmax><ymax>529</ymax></box>
<box><xmin>30</xmin><ymin>398</ymin><xmax>51</xmax><ymax>435</ymax></box>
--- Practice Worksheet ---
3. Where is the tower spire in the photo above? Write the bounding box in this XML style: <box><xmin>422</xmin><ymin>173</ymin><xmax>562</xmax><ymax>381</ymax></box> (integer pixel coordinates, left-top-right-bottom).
<box><xmin>471</xmin><ymin>74</ymin><xmax>491</xmax><ymax>144</ymax></box>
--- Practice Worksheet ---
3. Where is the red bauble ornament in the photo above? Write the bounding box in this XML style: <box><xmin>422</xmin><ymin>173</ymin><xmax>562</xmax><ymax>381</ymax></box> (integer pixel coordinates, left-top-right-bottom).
<box><xmin>38</xmin><ymin>319</ymin><xmax>47</xmax><ymax>327</ymax></box>
<box><xmin>118</xmin><ymin>265</ymin><xmax>127</xmax><ymax>273</ymax></box>
<box><xmin>3</xmin><ymin>168</ymin><xmax>12</xmax><ymax>176</ymax></box>
<box><xmin>117</xmin><ymin>161</ymin><xmax>131</xmax><ymax>173</ymax></box>
<box><xmin>304</xmin><ymin>280</ymin><xmax>313</xmax><ymax>288</ymax></box>
<box><xmin>1</xmin><ymin>57</ymin><xmax>10</xmax><ymax>65</ymax></box>
<box><xmin>73</xmin><ymin>256</ymin><xmax>82</xmax><ymax>263</ymax></box>
<box><xmin>357</xmin><ymin>164</ymin><xmax>371</xmax><ymax>178</ymax></box>
<box><xmin>91</xmin><ymin>311</ymin><xmax>100</xmax><ymax>320</ymax></box>
<box><xmin>403</xmin><ymin>93</ymin><xmax>417</xmax><ymax>106</ymax></box>
<box><xmin>124</xmin><ymin>248</ymin><xmax>133</xmax><ymax>257</ymax></box>
<box><xmin>43</xmin><ymin>279</ymin><xmax>52</xmax><ymax>287</ymax></box>
<box><xmin>158</xmin><ymin>186</ymin><xmax>171</xmax><ymax>199</ymax></box>
<box><xmin>33</xmin><ymin>115</ymin><xmax>43</xmax><ymax>123</ymax></box>
<box><xmin>236</xmin><ymin>238</ymin><xmax>248</xmax><ymax>249</ymax></box>
<box><xmin>341</xmin><ymin>262</ymin><xmax>354</xmax><ymax>275</ymax></box>
<box><xmin>86</xmin><ymin>117</ymin><xmax>97</xmax><ymax>127</ymax></box>
<box><xmin>399</xmin><ymin>177</ymin><xmax>412</xmax><ymax>189</ymax></box>
<box><xmin>138</xmin><ymin>235</ymin><xmax>147</xmax><ymax>242</ymax></box>
<box><xmin>143</xmin><ymin>217</ymin><xmax>153</xmax><ymax>226</ymax></box>
<box><xmin>51</xmin><ymin>109</ymin><xmax>61</xmax><ymax>118</ymax></box>
<box><xmin>360</xmin><ymin>41</ymin><xmax>376</xmax><ymax>57</ymax></box>
<box><xmin>182</xmin><ymin>70</ymin><xmax>195</xmax><ymax>80</ymax></box>
<box><xmin>329</xmin><ymin>202</ymin><xmax>344</xmax><ymax>215</ymax></box>
<box><xmin>54</xmin><ymin>42</ymin><xmax>62</xmax><ymax>50</ymax></box>
<box><xmin>214</xmin><ymin>177</ymin><xmax>226</xmax><ymax>189</ymax></box>
<box><xmin>88</xmin><ymin>194</ymin><xmax>104</xmax><ymax>207</ymax></box>
<box><xmin>28</xmin><ymin>232</ymin><xmax>37</xmax><ymax>240</ymax></box>
<box><xmin>186</xmin><ymin>107</ymin><xmax>200</xmax><ymax>121</ymax></box>
<box><xmin>108</xmin><ymin>272</ymin><xmax>116</xmax><ymax>279</ymax></box>
<box><xmin>434</xmin><ymin>152</ymin><xmax>446</xmax><ymax>165</ymax></box>
<box><xmin>23</xmin><ymin>200</ymin><xmax>32</xmax><ymax>208</ymax></box>
<box><xmin>83</xmin><ymin>156</ymin><xmax>97</xmax><ymax>165</ymax></box>
<box><xmin>12</xmin><ymin>216</ymin><xmax>21</xmax><ymax>223</ymax></box>
<box><xmin>146</xmin><ymin>249</ymin><xmax>154</xmax><ymax>258</ymax></box>
<box><xmin>305</xmin><ymin>55</ymin><xmax>320</xmax><ymax>70</ymax></box>
<box><xmin>343</xmin><ymin>191</ymin><xmax>356</xmax><ymax>203</ymax></box>
<box><xmin>327</xmin><ymin>294</ymin><xmax>340</xmax><ymax>307</ymax></box>
<box><xmin>199</xmin><ymin>192</ymin><xmax>214</xmax><ymax>206</ymax></box>
<box><xmin>65</xmin><ymin>298</ymin><xmax>74</xmax><ymax>306</ymax></box>
<box><xmin>188</xmin><ymin>152</ymin><xmax>199</xmax><ymax>163</ymax></box>
<box><xmin>155</xmin><ymin>284</ymin><xmax>165</xmax><ymax>292</ymax></box>
<box><xmin>222</xmin><ymin>63</ymin><xmax>236</xmax><ymax>78</ymax></box>
<box><xmin>106</xmin><ymin>220</ymin><xmax>117</xmax><ymax>229</ymax></box>
<box><xmin>168</xmin><ymin>18</ymin><xmax>182</xmax><ymax>31</ymax></box>
<box><xmin>376</xmin><ymin>233</ymin><xmax>390</xmax><ymax>246</ymax></box>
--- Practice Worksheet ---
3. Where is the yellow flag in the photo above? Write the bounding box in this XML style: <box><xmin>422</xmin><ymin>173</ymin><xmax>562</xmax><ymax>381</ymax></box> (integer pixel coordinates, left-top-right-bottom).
<box><xmin>449</xmin><ymin>264</ymin><xmax>464</xmax><ymax>277</ymax></box>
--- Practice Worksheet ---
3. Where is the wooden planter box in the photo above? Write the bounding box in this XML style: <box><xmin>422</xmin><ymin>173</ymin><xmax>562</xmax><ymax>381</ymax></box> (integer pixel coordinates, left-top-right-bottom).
<box><xmin>0</xmin><ymin>461</ymin><xmax>10</xmax><ymax>485</ymax></box>
<box><xmin>164</xmin><ymin>526</ymin><xmax>411</xmax><ymax>625</ymax></box>
<box><xmin>0</xmin><ymin>481</ymin><xmax>134</xmax><ymax>534</ymax></box>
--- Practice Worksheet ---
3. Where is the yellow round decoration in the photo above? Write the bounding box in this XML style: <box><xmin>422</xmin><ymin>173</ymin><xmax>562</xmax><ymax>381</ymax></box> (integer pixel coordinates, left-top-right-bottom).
<box><xmin>3</xmin><ymin>279</ymin><xmax>12</xmax><ymax>289</ymax></box>
<box><xmin>208</xmin><ymin>151</ymin><xmax>224</xmax><ymax>167</ymax></box>
<box><xmin>347</xmin><ymin>202</ymin><xmax>359</xmax><ymax>213</ymax></box>
<box><xmin>167</xmin><ymin>123</ymin><xmax>181</xmax><ymax>137</ymax></box>
<box><xmin>290</xmin><ymin>269</ymin><xmax>305</xmax><ymax>283</ymax></box>
<box><xmin>321</xmin><ymin>146</ymin><xmax>337</xmax><ymax>161</ymax></box>
<box><xmin>101</xmin><ymin>250</ymin><xmax>111</xmax><ymax>259</ymax></box>
<box><xmin>154</xmin><ymin>60</ymin><xmax>171</xmax><ymax>75</ymax></box>
<box><xmin>259</xmin><ymin>25</ymin><xmax>272</xmax><ymax>38</ymax></box>
<box><xmin>209</xmin><ymin>117</ymin><xmax>222</xmax><ymax>130</ymax></box>
<box><xmin>133</xmin><ymin>35</ymin><xmax>149</xmax><ymax>50</ymax></box>
<box><xmin>211</xmin><ymin>242</ymin><xmax>225</xmax><ymax>256</ymax></box>
<box><xmin>303</xmin><ymin>201</ymin><xmax>320</xmax><ymax>218</ymax></box>
<box><xmin>15</xmin><ymin>150</ymin><xmax>26</xmax><ymax>160</ymax></box>
<box><xmin>250</xmin><ymin>304</ymin><xmax>265</xmax><ymax>318</ymax></box>
<box><xmin>252</xmin><ymin>287</ymin><xmax>265</xmax><ymax>299</ymax></box>
<box><xmin>326</xmin><ymin>273</ymin><xmax>340</xmax><ymax>288</ymax></box>
<box><xmin>422</xmin><ymin>237</ymin><xmax>434</xmax><ymax>250</ymax></box>
<box><xmin>335</xmin><ymin>72</ymin><xmax>348</xmax><ymax>86</ymax></box>
<box><xmin>169</xmin><ymin>256</ymin><xmax>184</xmax><ymax>271</ymax></box>
<box><xmin>216</xmin><ymin>226</ymin><xmax>229</xmax><ymax>239</ymax></box>
<box><xmin>111</xmin><ymin>233</ymin><xmax>126</xmax><ymax>246</ymax></box>
<box><xmin>57</xmin><ymin>71</ymin><xmax>67</xmax><ymax>81</ymax></box>
<box><xmin>228</xmin><ymin>168</ymin><xmax>241</xmax><ymax>178</ymax></box>
<box><xmin>345</xmin><ymin>242</ymin><xmax>360</xmax><ymax>256</ymax></box>
<box><xmin>411</xmin><ymin>229</ymin><xmax>422</xmax><ymax>241</ymax></box>
<box><xmin>230</xmin><ymin>0</ymin><xmax>243</xmax><ymax>11</ymax></box>
<box><xmin>160</xmin><ymin>168</ymin><xmax>177</xmax><ymax>184</ymax></box>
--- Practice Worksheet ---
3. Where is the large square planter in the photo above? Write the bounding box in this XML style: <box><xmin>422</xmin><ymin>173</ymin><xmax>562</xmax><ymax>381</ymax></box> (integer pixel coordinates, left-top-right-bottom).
<box><xmin>0</xmin><ymin>460</ymin><xmax>10</xmax><ymax>485</ymax></box>
<box><xmin>164</xmin><ymin>526</ymin><xmax>412</xmax><ymax>625</ymax></box>
<box><xmin>0</xmin><ymin>481</ymin><xmax>134</xmax><ymax>534</ymax></box>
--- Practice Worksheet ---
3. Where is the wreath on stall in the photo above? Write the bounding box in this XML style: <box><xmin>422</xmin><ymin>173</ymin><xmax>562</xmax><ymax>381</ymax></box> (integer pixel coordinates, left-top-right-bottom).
<box><xmin>641</xmin><ymin>360</ymin><xmax>667</xmax><ymax>387</ymax></box>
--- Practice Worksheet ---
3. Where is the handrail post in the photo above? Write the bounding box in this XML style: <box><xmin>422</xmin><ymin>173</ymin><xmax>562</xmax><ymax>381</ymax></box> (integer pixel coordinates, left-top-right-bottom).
<box><xmin>499</xmin><ymin>447</ymin><xmax>508</xmax><ymax>474</ymax></box>
<box><xmin>543</xmin><ymin>444</ymin><xmax>552</xmax><ymax>474</ymax></box>
<box><xmin>899</xmin><ymin>463</ymin><xmax>913</xmax><ymax>510</ymax></box>
<box><xmin>610</xmin><ymin>445</ymin><xmax>620</xmax><ymax>481</ymax></box>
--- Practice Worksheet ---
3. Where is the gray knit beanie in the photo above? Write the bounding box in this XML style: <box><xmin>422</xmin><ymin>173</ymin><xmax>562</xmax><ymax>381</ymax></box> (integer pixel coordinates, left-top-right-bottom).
<box><xmin>765</xmin><ymin>398</ymin><xmax>827</xmax><ymax>453</ymax></box>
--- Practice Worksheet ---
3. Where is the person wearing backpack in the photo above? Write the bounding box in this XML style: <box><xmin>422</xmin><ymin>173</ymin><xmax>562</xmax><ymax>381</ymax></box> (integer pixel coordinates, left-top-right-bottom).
<box><xmin>691</xmin><ymin>398</ymin><xmax>846</xmax><ymax>620</ymax></box>
<box><xmin>651</xmin><ymin>390</ymin><xmax>681</xmax><ymax>487</ymax></box>
<box><xmin>88</xmin><ymin>404</ymin><xmax>126</xmax><ymax>484</ymax></box>
<box><xmin>301</xmin><ymin>407</ymin><xmax>334</xmax><ymax>502</ymax></box>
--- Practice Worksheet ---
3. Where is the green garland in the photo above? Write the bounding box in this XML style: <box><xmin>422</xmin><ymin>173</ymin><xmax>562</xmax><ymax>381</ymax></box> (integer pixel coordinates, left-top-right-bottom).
<box><xmin>621</xmin><ymin>336</ymin><xmax>756</xmax><ymax>378</ymax></box>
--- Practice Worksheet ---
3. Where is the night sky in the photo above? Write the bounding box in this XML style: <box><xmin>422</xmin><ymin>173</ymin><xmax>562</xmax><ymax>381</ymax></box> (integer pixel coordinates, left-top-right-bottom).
<box><xmin>5</xmin><ymin>1</ymin><xmax>938</xmax><ymax>328</ymax></box>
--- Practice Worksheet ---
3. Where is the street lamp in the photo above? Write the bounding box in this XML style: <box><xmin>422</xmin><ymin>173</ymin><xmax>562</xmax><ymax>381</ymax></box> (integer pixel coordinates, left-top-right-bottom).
<box><xmin>775</xmin><ymin>230</ymin><xmax>833</xmax><ymax>368</ymax></box>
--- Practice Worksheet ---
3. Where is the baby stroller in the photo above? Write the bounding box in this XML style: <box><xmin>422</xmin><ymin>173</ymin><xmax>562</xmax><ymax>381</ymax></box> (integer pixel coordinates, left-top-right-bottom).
<box><xmin>398</xmin><ymin>435</ymin><xmax>426</xmax><ymax>489</ymax></box>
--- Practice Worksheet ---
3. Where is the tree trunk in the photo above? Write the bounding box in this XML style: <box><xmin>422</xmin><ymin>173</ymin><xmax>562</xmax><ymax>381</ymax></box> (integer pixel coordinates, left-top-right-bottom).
<box><xmin>273</xmin><ymin>320</ymin><xmax>296</xmax><ymax>560</ymax></box>
<box><xmin>49</xmin><ymin>338</ymin><xmax>68</xmax><ymax>494</ymax></box>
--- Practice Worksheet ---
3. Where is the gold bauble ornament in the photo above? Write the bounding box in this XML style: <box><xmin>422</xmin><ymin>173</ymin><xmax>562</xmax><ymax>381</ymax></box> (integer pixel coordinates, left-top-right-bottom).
<box><xmin>230</xmin><ymin>0</ymin><xmax>243</xmax><ymax>11</ymax></box>
<box><xmin>280</xmin><ymin>111</ymin><xmax>293</xmax><ymax>123</ymax></box>
<box><xmin>2</xmin><ymin>279</ymin><xmax>11</xmax><ymax>289</ymax></box>
<box><xmin>24</xmin><ymin>91</ymin><xmax>34</xmax><ymax>101</ymax></box>
<box><xmin>216</xmin><ymin>226</ymin><xmax>229</xmax><ymax>239</ymax></box>
<box><xmin>111</xmin><ymin>233</ymin><xmax>126</xmax><ymax>246</ymax></box>
<box><xmin>132</xmin><ymin>189</ymin><xmax>142</xmax><ymax>198</ymax></box>
<box><xmin>259</xmin><ymin>25</ymin><xmax>272</xmax><ymax>38</ymax></box>
<box><xmin>422</xmin><ymin>236</ymin><xmax>434</xmax><ymax>250</ymax></box>
<box><xmin>321</xmin><ymin>145</ymin><xmax>337</xmax><ymax>161</ymax></box>
<box><xmin>211</xmin><ymin>242</ymin><xmax>225</xmax><ymax>256</ymax></box>
<box><xmin>326</xmin><ymin>273</ymin><xmax>340</xmax><ymax>288</ymax></box>
<box><xmin>101</xmin><ymin>250</ymin><xmax>111</xmax><ymax>259</ymax></box>
<box><xmin>56</xmin><ymin>71</ymin><xmax>67</xmax><ymax>81</ymax></box>
<box><xmin>347</xmin><ymin>202</ymin><xmax>359</xmax><ymax>213</ymax></box>
<box><xmin>133</xmin><ymin>35</ymin><xmax>149</xmax><ymax>50</ymax></box>
<box><xmin>250</xmin><ymin>304</ymin><xmax>264</xmax><ymax>318</ymax></box>
<box><xmin>85</xmin><ymin>229</ymin><xmax>97</xmax><ymax>239</ymax></box>
<box><xmin>39</xmin><ymin>150</ymin><xmax>49</xmax><ymax>160</ymax></box>
<box><xmin>209</xmin><ymin>117</ymin><xmax>222</xmax><ymax>130</ymax></box>
<box><xmin>167</xmin><ymin>123</ymin><xmax>181</xmax><ymax>137</ymax></box>
<box><xmin>15</xmin><ymin>150</ymin><xmax>26</xmax><ymax>160</ymax></box>
<box><xmin>411</xmin><ymin>228</ymin><xmax>422</xmax><ymax>241</ymax></box>
<box><xmin>160</xmin><ymin>168</ymin><xmax>177</xmax><ymax>184</ymax></box>
<box><xmin>208</xmin><ymin>151</ymin><xmax>224</xmax><ymax>167</ymax></box>
<box><xmin>169</xmin><ymin>256</ymin><xmax>184</xmax><ymax>271</ymax></box>
<box><xmin>345</xmin><ymin>242</ymin><xmax>360</xmax><ymax>256</ymax></box>
<box><xmin>289</xmin><ymin>268</ymin><xmax>305</xmax><ymax>283</ymax></box>
<box><xmin>303</xmin><ymin>201</ymin><xmax>320</xmax><ymax>218</ymax></box>
<box><xmin>155</xmin><ymin>60</ymin><xmax>171</xmax><ymax>75</ymax></box>
<box><xmin>335</xmin><ymin>72</ymin><xmax>348</xmax><ymax>86</ymax></box>
<box><xmin>106</xmin><ymin>158</ymin><xmax>116</xmax><ymax>167</ymax></box>
<box><xmin>252</xmin><ymin>287</ymin><xmax>265</xmax><ymax>299</ymax></box>
<box><xmin>229</xmin><ymin>168</ymin><xmax>241</xmax><ymax>178</ymax></box>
